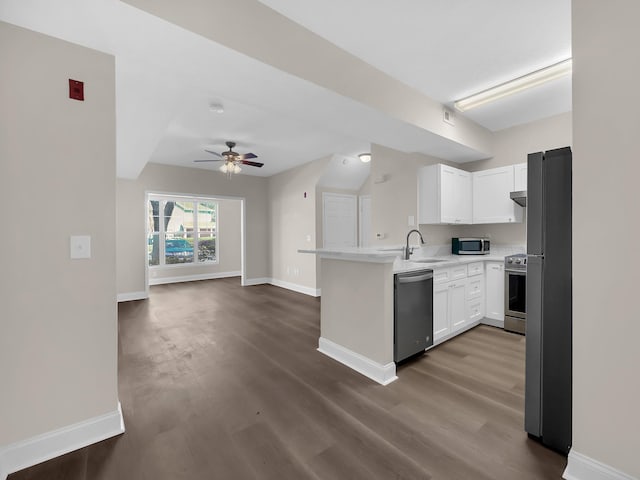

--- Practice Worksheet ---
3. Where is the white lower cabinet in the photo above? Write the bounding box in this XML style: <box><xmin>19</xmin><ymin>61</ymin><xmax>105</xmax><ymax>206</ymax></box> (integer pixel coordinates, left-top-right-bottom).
<box><xmin>449</xmin><ymin>281</ymin><xmax>468</xmax><ymax>333</ymax></box>
<box><xmin>433</xmin><ymin>279</ymin><xmax>468</xmax><ymax>341</ymax></box>
<box><xmin>433</xmin><ymin>282</ymin><xmax>451</xmax><ymax>340</ymax></box>
<box><xmin>432</xmin><ymin>261</ymin><xmax>489</xmax><ymax>345</ymax></box>
<box><xmin>485</xmin><ymin>262</ymin><xmax>505</xmax><ymax>321</ymax></box>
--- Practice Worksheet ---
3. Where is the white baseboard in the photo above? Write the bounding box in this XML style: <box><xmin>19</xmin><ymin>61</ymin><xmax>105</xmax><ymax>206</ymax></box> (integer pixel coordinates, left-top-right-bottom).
<box><xmin>149</xmin><ymin>271</ymin><xmax>240</xmax><ymax>286</ymax></box>
<box><xmin>563</xmin><ymin>450</ymin><xmax>636</xmax><ymax>480</ymax></box>
<box><xmin>0</xmin><ymin>402</ymin><xmax>125</xmax><ymax>480</ymax></box>
<box><xmin>318</xmin><ymin>337</ymin><xmax>397</xmax><ymax>385</ymax></box>
<box><xmin>481</xmin><ymin>317</ymin><xmax>504</xmax><ymax>328</ymax></box>
<box><xmin>269</xmin><ymin>278</ymin><xmax>321</xmax><ymax>297</ymax></box>
<box><xmin>242</xmin><ymin>277</ymin><xmax>320</xmax><ymax>297</ymax></box>
<box><xmin>116</xmin><ymin>291</ymin><xmax>148</xmax><ymax>303</ymax></box>
<box><xmin>242</xmin><ymin>277</ymin><xmax>270</xmax><ymax>287</ymax></box>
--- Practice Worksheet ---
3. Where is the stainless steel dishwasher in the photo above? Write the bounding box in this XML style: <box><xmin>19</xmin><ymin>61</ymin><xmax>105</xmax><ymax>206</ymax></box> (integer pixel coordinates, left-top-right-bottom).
<box><xmin>394</xmin><ymin>269</ymin><xmax>434</xmax><ymax>362</ymax></box>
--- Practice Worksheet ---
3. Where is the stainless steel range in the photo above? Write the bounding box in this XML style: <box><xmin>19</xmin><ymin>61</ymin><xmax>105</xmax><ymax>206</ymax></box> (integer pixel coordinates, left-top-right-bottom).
<box><xmin>504</xmin><ymin>253</ymin><xmax>526</xmax><ymax>334</ymax></box>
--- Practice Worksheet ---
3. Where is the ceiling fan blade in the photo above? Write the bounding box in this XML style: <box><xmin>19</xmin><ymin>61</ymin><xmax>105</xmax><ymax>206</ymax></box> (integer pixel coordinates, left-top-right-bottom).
<box><xmin>239</xmin><ymin>153</ymin><xmax>257</xmax><ymax>160</ymax></box>
<box><xmin>194</xmin><ymin>159</ymin><xmax>223</xmax><ymax>163</ymax></box>
<box><xmin>204</xmin><ymin>149</ymin><xmax>223</xmax><ymax>158</ymax></box>
<box><xmin>241</xmin><ymin>160</ymin><xmax>264</xmax><ymax>168</ymax></box>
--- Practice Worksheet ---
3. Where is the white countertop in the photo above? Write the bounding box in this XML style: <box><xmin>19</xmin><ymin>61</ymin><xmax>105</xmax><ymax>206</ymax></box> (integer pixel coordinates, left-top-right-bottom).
<box><xmin>298</xmin><ymin>247</ymin><xmax>401</xmax><ymax>263</ymax></box>
<box><xmin>299</xmin><ymin>246</ymin><xmax>508</xmax><ymax>270</ymax></box>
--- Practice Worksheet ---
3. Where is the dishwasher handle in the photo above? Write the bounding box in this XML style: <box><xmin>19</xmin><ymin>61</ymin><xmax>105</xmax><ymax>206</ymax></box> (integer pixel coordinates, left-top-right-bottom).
<box><xmin>396</xmin><ymin>272</ymin><xmax>433</xmax><ymax>284</ymax></box>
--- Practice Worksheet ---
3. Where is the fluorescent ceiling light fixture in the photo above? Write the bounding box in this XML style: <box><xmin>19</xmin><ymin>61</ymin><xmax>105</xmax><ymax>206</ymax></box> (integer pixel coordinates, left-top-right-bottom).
<box><xmin>454</xmin><ymin>58</ymin><xmax>572</xmax><ymax>112</ymax></box>
<box><xmin>358</xmin><ymin>153</ymin><xmax>371</xmax><ymax>163</ymax></box>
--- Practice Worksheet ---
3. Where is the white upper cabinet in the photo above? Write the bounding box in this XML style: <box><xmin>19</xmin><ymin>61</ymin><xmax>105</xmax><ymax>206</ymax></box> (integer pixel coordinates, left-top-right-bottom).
<box><xmin>419</xmin><ymin>164</ymin><xmax>472</xmax><ymax>224</ymax></box>
<box><xmin>472</xmin><ymin>166</ymin><xmax>523</xmax><ymax>224</ymax></box>
<box><xmin>514</xmin><ymin>162</ymin><xmax>527</xmax><ymax>191</ymax></box>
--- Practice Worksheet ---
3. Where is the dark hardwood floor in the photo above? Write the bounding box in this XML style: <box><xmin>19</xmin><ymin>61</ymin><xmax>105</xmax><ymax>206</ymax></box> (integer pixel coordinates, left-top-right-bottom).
<box><xmin>10</xmin><ymin>277</ymin><xmax>566</xmax><ymax>479</ymax></box>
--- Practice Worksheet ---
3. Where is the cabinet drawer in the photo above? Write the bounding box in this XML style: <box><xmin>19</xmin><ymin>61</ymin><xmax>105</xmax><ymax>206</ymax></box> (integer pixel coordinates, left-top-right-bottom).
<box><xmin>432</xmin><ymin>268</ymin><xmax>451</xmax><ymax>285</ymax></box>
<box><xmin>467</xmin><ymin>278</ymin><xmax>484</xmax><ymax>300</ymax></box>
<box><xmin>467</xmin><ymin>261</ymin><xmax>484</xmax><ymax>277</ymax></box>
<box><xmin>450</xmin><ymin>265</ymin><xmax>468</xmax><ymax>280</ymax></box>
<box><xmin>467</xmin><ymin>299</ymin><xmax>484</xmax><ymax>322</ymax></box>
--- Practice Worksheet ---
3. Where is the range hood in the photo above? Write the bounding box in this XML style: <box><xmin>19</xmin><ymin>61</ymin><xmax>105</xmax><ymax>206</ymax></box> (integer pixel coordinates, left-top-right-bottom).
<box><xmin>510</xmin><ymin>190</ymin><xmax>527</xmax><ymax>207</ymax></box>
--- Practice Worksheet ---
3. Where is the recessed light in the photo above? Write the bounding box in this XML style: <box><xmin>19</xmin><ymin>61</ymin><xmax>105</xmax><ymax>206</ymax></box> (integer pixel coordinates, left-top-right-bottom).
<box><xmin>358</xmin><ymin>153</ymin><xmax>371</xmax><ymax>163</ymax></box>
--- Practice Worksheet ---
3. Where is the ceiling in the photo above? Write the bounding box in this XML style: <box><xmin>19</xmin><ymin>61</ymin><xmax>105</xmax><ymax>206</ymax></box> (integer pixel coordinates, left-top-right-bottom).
<box><xmin>258</xmin><ymin>0</ymin><xmax>572</xmax><ymax>131</ymax></box>
<box><xmin>0</xmin><ymin>0</ymin><xmax>571</xmax><ymax>178</ymax></box>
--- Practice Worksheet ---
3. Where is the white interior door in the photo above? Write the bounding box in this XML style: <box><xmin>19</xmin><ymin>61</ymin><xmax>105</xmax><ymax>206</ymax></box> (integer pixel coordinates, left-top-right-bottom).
<box><xmin>359</xmin><ymin>195</ymin><xmax>372</xmax><ymax>248</ymax></box>
<box><xmin>323</xmin><ymin>193</ymin><xmax>357</xmax><ymax>248</ymax></box>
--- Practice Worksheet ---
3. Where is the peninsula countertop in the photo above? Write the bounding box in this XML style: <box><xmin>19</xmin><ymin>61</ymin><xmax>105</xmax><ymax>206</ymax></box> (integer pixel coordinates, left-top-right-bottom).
<box><xmin>299</xmin><ymin>246</ymin><xmax>507</xmax><ymax>272</ymax></box>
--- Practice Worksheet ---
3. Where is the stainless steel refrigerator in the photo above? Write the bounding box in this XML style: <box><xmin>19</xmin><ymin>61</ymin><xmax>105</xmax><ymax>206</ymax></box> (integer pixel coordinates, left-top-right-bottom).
<box><xmin>525</xmin><ymin>147</ymin><xmax>572</xmax><ymax>455</ymax></box>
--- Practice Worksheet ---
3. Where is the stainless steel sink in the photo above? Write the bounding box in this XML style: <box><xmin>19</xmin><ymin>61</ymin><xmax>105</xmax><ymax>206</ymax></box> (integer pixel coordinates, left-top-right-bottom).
<box><xmin>411</xmin><ymin>258</ymin><xmax>448</xmax><ymax>264</ymax></box>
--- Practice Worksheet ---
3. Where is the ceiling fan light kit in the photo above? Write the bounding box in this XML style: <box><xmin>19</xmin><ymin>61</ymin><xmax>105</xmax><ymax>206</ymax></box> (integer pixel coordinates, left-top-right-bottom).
<box><xmin>209</xmin><ymin>102</ymin><xmax>224</xmax><ymax>113</ymax></box>
<box><xmin>454</xmin><ymin>58</ymin><xmax>572</xmax><ymax>112</ymax></box>
<box><xmin>193</xmin><ymin>141</ymin><xmax>263</xmax><ymax>176</ymax></box>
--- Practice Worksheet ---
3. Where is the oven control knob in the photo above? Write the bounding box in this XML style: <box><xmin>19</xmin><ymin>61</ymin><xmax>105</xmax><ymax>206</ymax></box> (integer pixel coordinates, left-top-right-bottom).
<box><xmin>515</xmin><ymin>259</ymin><xmax>521</xmax><ymax>264</ymax></box>
<box><xmin>507</xmin><ymin>259</ymin><xmax>513</xmax><ymax>263</ymax></box>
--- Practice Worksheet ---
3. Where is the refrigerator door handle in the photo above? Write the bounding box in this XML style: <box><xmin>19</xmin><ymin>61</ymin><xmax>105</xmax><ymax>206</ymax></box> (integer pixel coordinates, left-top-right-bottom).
<box><xmin>528</xmin><ymin>254</ymin><xmax>545</xmax><ymax>259</ymax></box>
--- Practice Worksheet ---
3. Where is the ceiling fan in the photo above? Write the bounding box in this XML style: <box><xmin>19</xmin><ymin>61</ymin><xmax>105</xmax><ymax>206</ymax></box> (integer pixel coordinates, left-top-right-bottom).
<box><xmin>194</xmin><ymin>141</ymin><xmax>263</xmax><ymax>175</ymax></box>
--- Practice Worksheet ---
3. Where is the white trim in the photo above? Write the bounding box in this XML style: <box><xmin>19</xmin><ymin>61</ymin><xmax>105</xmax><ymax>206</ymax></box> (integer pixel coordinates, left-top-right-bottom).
<box><xmin>149</xmin><ymin>271</ymin><xmax>240</xmax><ymax>286</ymax></box>
<box><xmin>145</xmin><ymin>190</ymin><xmax>247</xmax><ymax>290</ymax></box>
<box><xmin>240</xmin><ymin>277</ymin><xmax>320</xmax><ymax>297</ymax></box>
<box><xmin>563</xmin><ymin>450</ymin><xmax>636</xmax><ymax>480</ymax></box>
<box><xmin>0</xmin><ymin>403</ymin><xmax>125</xmax><ymax>480</ymax></box>
<box><xmin>318</xmin><ymin>337</ymin><xmax>397</xmax><ymax>385</ymax></box>
<box><xmin>242</xmin><ymin>277</ymin><xmax>270</xmax><ymax>286</ymax></box>
<box><xmin>269</xmin><ymin>278</ymin><xmax>321</xmax><ymax>297</ymax></box>
<box><xmin>480</xmin><ymin>317</ymin><xmax>505</xmax><ymax>328</ymax></box>
<box><xmin>116</xmin><ymin>291</ymin><xmax>148</xmax><ymax>302</ymax></box>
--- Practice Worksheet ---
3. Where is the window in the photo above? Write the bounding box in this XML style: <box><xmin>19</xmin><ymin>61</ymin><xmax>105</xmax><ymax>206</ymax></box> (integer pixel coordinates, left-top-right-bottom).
<box><xmin>147</xmin><ymin>195</ymin><xmax>218</xmax><ymax>267</ymax></box>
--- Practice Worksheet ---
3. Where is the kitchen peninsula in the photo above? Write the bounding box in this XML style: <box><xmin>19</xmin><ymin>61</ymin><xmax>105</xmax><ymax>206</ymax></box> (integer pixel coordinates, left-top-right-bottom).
<box><xmin>300</xmin><ymin>246</ymin><xmax>511</xmax><ymax>385</ymax></box>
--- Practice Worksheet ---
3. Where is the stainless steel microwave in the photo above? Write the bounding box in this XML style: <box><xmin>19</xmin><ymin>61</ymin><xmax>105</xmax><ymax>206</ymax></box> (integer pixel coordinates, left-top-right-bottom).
<box><xmin>452</xmin><ymin>237</ymin><xmax>490</xmax><ymax>255</ymax></box>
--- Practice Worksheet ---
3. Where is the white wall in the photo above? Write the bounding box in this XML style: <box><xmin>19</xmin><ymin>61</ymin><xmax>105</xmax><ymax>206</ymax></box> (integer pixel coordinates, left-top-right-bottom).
<box><xmin>117</xmin><ymin>163</ymin><xmax>269</xmax><ymax>297</ymax></box>
<box><xmin>570</xmin><ymin>1</ymin><xmax>640</xmax><ymax>477</ymax></box>
<box><xmin>370</xmin><ymin>144</ymin><xmax>464</xmax><ymax>246</ymax></box>
<box><xmin>0</xmin><ymin>22</ymin><xmax>118</xmax><ymax>445</ymax></box>
<box><xmin>268</xmin><ymin>156</ymin><xmax>330</xmax><ymax>293</ymax></box>
<box><xmin>465</xmin><ymin>112</ymin><xmax>572</xmax><ymax>173</ymax></box>
<box><xmin>456</xmin><ymin>112</ymin><xmax>572</xmax><ymax>246</ymax></box>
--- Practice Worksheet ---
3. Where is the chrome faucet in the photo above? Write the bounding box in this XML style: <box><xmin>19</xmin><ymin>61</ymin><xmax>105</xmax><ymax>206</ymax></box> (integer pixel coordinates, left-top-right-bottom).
<box><xmin>404</xmin><ymin>229</ymin><xmax>425</xmax><ymax>260</ymax></box>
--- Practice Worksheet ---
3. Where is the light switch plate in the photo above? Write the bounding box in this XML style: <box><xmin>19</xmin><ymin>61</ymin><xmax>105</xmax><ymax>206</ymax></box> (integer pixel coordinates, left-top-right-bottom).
<box><xmin>408</xmin><ymin>215</ymin><xmax>415</xmax><ymax>227</ymax></box>
<box><xmin>70</xmin><ymin>235</ymin><xmax>91</xmax><ymax>259</ymax></box>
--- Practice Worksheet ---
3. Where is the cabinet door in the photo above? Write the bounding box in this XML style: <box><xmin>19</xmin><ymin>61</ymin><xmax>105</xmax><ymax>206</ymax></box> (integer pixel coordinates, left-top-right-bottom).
<box><xmin>514</xmin><ymin>163</ymin><xmax>527</xmax><ymax>191</ymax></box>
<box><xmin>419</xmin><ymin>164</ymin><xmax>472</xmax><ymax>225</ymax></box>
<box><xmin>485</xmin><ymin>262</ymin><xmax>505</xmax><ymax>321</ymax></box>
<box><xmin>449</xmin><ymin>281</ymin><xmax>467</xmax><ymax>333</ymax></box>
<box><xmin>472</xmin><ymin>166</ymin><xmax>519</xmax><ymax>224</ymax></box>
<box><xmin>440</xmin><ymin>165</ymin><xmax>458</xmax><ymax>223</ymax></box>
<box><xmin>441</xmin><ymin>166</ymin><xmax>472</xmax><ymax>224</ymax></box>
<box><xmin>433</xmin><ymin>283</ymin><xmax>450</xmax><ymax>341</ymax></box>
<box><xmin>454</xmin><ymin>169</ymin><xmax>472</xmax><ymax>224</ymax></box>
